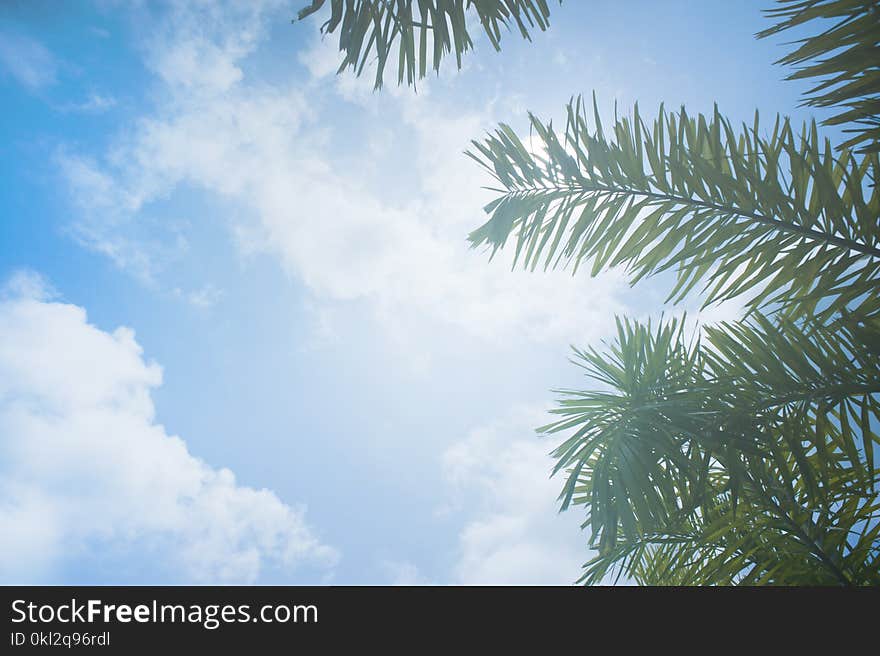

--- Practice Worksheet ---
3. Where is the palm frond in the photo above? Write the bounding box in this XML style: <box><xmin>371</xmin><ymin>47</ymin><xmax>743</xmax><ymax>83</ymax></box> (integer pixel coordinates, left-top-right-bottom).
<box><xmin>468</xmin><ymin>97</ymin><xmax>880</xmax><ymax>319</ymax></box>
<box><xmin>296</xmin><ymin>0</ymin><xmax>559</xmax><ymax>88</ymax></box>
<box><xmin>704</xmin><ymin>312</ymin><xmax>880</xmax><ymax>491</ymax></box>
<box><xmin>585</xmin><ymin>486</ymin><xmax>879</xmax><ymax>585</ymax></box>
<box><xmin>547</xmin><ymin>314</ymin><xmax>880</xmax><ymax>585</ymax></box>
<box><xmin>758</xmin><ymin>0</ymin><xmax>880</xmax><ymax>153</ymax></box>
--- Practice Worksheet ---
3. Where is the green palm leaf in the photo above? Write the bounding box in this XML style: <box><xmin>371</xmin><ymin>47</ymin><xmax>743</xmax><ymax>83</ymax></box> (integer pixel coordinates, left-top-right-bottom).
<box><xmin>758</xmin><ymin>0</ymin><xmax>880</xmax><ymax>153</ymax></box>
<box><xmin>296</xmin><ymin>0</ymin><xmax>559</xmax><ymax>88</ymax></box>
<box><xmin>468</xmin><ymin>98</ymin><xmax>880</xmax><ymax>319</ymax></box>
<box><xmin>547</xmin><ymin>314</ymin><xmax>880</xmax><ymax>585</ymax></box>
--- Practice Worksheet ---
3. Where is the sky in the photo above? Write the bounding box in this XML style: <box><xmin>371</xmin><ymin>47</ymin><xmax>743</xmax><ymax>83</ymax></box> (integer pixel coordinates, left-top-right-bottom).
<box><xmin>0</xmin><ymin>0</ymin><xmax>840</xmax><ymax>585</ymax></box>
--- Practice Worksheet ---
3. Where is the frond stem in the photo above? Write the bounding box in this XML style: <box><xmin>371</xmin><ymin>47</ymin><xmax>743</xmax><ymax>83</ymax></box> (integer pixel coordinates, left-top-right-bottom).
<box><xmin>497</xmin><ymin>182</ymin><xmax>880</xmax><ymax>260</ymax></box>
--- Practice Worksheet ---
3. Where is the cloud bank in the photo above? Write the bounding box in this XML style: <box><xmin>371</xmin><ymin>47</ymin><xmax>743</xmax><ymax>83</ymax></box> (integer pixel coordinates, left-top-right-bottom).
<box><xmin>59</xmin><ymin>1</ymin><xmax>627</xmax><ymax>350</ymax></box>
<box><xmin>0</xmin><ymin>273</ymin><xmax>337</xmax><ymax>583</ymax></box>
<box><xmin>443</xmin><ymin>407</ymin><xmax>586</xmax><ymax>584</ymax></box>
<box><xmin>0</xmin><ymin>30</ymin><xmax>57</xmax><ymax>91</ymax></box>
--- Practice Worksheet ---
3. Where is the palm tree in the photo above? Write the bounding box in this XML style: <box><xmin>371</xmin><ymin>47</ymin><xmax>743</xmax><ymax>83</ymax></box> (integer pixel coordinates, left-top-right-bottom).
<box><xmin>298</xmin><ymin>0</ymin><xmax>880</xmax><ymax>584</ymax></box>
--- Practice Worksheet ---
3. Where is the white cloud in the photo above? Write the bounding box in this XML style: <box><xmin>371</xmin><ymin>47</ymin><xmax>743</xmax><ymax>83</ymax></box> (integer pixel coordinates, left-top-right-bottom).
<box><xmin>142</xmin><ymin>0</ymin><xmax>284</xmax><ymax>95</ymax></box>
<box><xmin>442</xmin><ymin>407</ymin><xmax>587</xmax><ymax>584</ymax></box>
<box><xmin>297</xmin><ymin>32</ymin><xmax>341</xmax><ymax>81</ymax></box>
<box><xmin>0</xmin><ymin>30</ymin><xmax>57</xmax><ymax>91</ymax></box>
<box><xmin>173</xmin><ymin>284</ymin><xmax>224</xmax><ymax>309</ymax></box>
<box><xmin>60</xmin><ymin>2</ymin><xmax>628</xmax><ymax>352</ymax></box>
<box><xmin>88</xmin><ymin>26</ymin><xmax>111</xmax><ymax>39</ymax></box>
<box><xmin>0</xmin><ymin>275</ymin><xmax>338</xmax><ymax>583</ymax></box>
<box><xmin>1</xmin><ymin>269</ymin><xmax>58</xmax><ymax>302</ymax></box>
<box><xmin>57</xmin><ymin>92</ymin><xmax>117</xmax><ymax>114</ymax></box>
<box><xmin>379</xmin><ymin>560</ymin><xmax>432</xmax><ymax>586</ymax></box>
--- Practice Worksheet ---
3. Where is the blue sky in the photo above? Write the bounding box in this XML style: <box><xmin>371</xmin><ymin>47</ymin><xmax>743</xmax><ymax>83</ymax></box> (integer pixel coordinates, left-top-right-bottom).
<box><xmin>0</xmin><ymin>1</ymin><xmax>840</xmax><ymax>584</ymax></box>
